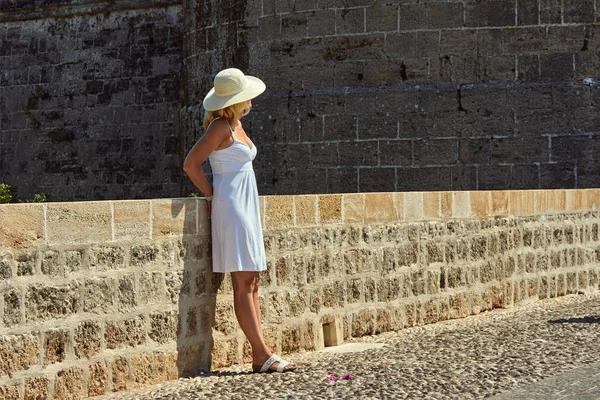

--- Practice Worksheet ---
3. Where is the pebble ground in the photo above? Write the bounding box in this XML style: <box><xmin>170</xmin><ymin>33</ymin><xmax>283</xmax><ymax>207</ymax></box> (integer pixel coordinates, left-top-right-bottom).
<box><xmin>99</xmin><ymin>292</ymin><xmax>600</xmax><ymax>399</ymax></box>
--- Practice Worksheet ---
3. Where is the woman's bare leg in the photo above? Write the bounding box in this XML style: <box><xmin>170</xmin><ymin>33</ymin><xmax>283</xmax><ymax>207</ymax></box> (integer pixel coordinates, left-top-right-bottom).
<box><xmin>231</xmin><ymin>272</ymin><xmax>270</xmax><ymax>362</ymax></box>
<box><xmin>252</xmin><ymin>274</ymin><xmax>263</xmax><ymax>339</ymax></box>
<box><xmin>230</xmin><ymin>271</ymin><xmax>295</xmax><ymax>371</ymax></box>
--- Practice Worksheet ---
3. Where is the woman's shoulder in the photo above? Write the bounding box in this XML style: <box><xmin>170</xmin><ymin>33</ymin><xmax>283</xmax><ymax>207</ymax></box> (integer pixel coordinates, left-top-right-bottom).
<box><xmin>206</xmin><ymin>117</ymin><xmax>231</xmax><ymax>136</ymax></box>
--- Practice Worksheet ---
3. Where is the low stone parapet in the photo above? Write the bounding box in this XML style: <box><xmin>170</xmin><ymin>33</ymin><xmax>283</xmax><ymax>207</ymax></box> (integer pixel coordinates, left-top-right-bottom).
<box><xmin>0</xmin><ymin>189</ymin><xmax>599</xmax><ymax>398</ymax></box>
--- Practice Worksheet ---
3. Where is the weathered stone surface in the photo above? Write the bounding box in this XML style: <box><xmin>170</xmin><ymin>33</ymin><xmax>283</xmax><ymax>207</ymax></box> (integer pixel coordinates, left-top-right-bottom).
<box><xmin>44</xmin><ymin>328</ymin><xmax>70</xmax><ymax>365</ymax></box>
<box><xmin>352</xmin><ymin>310</ymin><xmax>375</xmax><ymax>337</ymax></box>
<box><xmin>138</xmin><ymin>272</ymin><xmax>165</xmax><ymax>305</ymax></box>
<box><xmin>295</xmin><ymin>195</ymin><xmax>317</xmax><ymax>226</ymax></box>
<box><xmin>319</xmin><ymin>195</ymin><xmax>342</xmax><ymax>224</ymax></box>
<box><xmin>113</xmin><ymin>200</ymin><xmax>151</xmax><ymax>240</ymax></box>
<box><xmin>0</xmin><ymin>333</ymin><xmax>40</xmax><ymax>375</ymax></box>
<box><xmin>165</xmin><ymin>271</ymin><xmax>184</xmax><ymax>304</ymax></box>
<box><xmin>24</xmin><ymin>377</ymin><xmax>49</xmax><ymax>400</ymax></box>
<box><xmin>64</xmin><ymin>250</ymin><xmax>84</xmax><ymax>273</ymax></box>
<box><xmin>83</xmin><ymin>277</ymin><xmax>116</xmax><ymax>313</ymax></box>
<box><xmin>214</xmin><ymin>302</ymin><xmax>236</xmax><ymax>335</ymax></box>
<box><xmin>118</xmin><ymin>273</ymin><xmax>137</xmax><ymax>310</ymax></box>
<box><xmin>74</xmin><ymin>321</ymin><xmax>102</xmax><ymax>359</ymax></box>
<box><xmin>0</xmin><ymin>250</ymin><xmax>15</xmax><ymax>279</ymax></box>
<box><xmin>41</xmin><ymin>250</ymin><xmax>61</xmax><ymax>277</ymax></box>
<box><xmin>281</xmin><ymin>326</ymin><xmax>301</xmax><ymax>353</ymax></box>
<box><xmin>88</xmin><ymin>361</ymin><xmax>108</xmax><ymax>397</ymax></box>
<box><xmin>55</xmin><ymin>367</ymin><xmax>87</xmax><ymax>399</ymax></box>
<box><xmin>149</xmin><ymin>310</ymin><xmax>179</xmax><ymax>344</ymax></box>
<box><xmin>90</xmin><ymin>246</ymin><xmax>126</xmax><ymax>270</ymax></box>
<box><xmin>47</xmin><ymin>202</ymin><xmax>111</xmax><ymax>244</ymax></box>
<box><xmin>0</xmin><ymin>204</ymin><xmax>44</xmax><ymax>248</ymax></box>
<box><xmin>112</xmin><ymin>357</ymin><xmax>130</xmax><ymax>392</ymax></box>
<box><xmin>152</xmin><ymin>199</ymin><xmax>197</xmax><ymax>237</ymax></box>
<box><xmin>0</xmin><ymin>383</ymin><xmax>20</xmax><ymax>400</ymax></box>
<box><xmin>130</xmin><ymin>244</ymin><xmax>159</xmax><ymax>266</ymax></box>
<box><xmin>105</xmin><ymin>316</ymin><xmax>147</xmax><ymax>349</ymax></box>
<box><xmin>25</xmin><ymin>282</ymin><xmax>81</xmax><ymax>321</ymax></box>
<box><xmin>16</xmin><ymin>250</ymin><xmax>36</xmax><ymax>276</ymax></box>
<box><xmin>132</xmin><ymin>352</ymin><xmax>170</xmax><ymax>385</ymax></box>
<box><xmin>3</xmin><ymin>288</ymin><xmax>22</xmax><ymax>326</ymax></box>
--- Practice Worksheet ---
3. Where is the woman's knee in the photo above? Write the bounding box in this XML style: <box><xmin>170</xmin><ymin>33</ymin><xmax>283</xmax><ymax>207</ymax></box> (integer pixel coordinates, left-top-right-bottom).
<box><xmin>253</xmin><ymin>275</ymin><xmax>260</xmax><ymax>292</ymax></box>
<box><xmin>231</xmin><ymin>272</ymin><xmax>259</xmax><ymax>293</ymax></box>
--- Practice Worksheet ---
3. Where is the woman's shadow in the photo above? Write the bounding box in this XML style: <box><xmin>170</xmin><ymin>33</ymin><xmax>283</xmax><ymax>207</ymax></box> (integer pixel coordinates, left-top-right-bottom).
<box><xmin>171</xmin><ymin>194</ymin><xmax>221</xmax><ymax>377</ymax></box>
<box><xmin>172</xmin><ymin>195</ymin><xmax>253</xmax><ymax>378</ymax></box>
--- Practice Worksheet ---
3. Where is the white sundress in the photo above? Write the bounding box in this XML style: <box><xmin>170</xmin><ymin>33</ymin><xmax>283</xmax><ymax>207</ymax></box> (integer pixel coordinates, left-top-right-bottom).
<box><xmin>208</xmin><ymin>119</ymin><xmax>267</xmax><ymax>273</ymax></box>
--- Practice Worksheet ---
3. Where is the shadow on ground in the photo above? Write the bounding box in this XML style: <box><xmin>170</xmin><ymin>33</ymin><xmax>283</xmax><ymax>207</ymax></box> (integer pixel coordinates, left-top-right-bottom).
<box><xmin>548</xmin><ymin>316</ymin><xmax>600</xmax><ymax>324</ymax></box>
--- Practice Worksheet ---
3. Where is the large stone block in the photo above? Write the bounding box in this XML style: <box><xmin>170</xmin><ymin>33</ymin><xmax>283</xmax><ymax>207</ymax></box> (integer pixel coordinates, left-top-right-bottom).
<box><xmin>118</xmin><ymin>274</ymin><xmax>137</xmax><ymax>310</ymax></box>
<box><xmin>111</xmin><ymin>357</ymin><xmax>130</xmax><ymax>392</ymax></box>
<box><xmin>0</xmin><ymin>250</ymin><xmax>14</xmax><ymax>279</ymax></box>
<box><xmin>0</xmin><ymin>204</ymin><xmax>44</xmax><ymax>248</ymax></box>
<box><xmin>352</xmin><ymin>309</ymin><xmax>375</xmax><ymax>337</ymax></box>
<box><xmin>105</xmin><ymin>316</ymin><xmax>147</xmax><ymax>349</ymax></box>
<box><xmin>3</xmin><ymin>288</ymin><xmax>22</xmax><ymax>326</ymax></box>
<box><xmin>0</xmin><ymin>333</ymin><xmax>40</xmax><ymax>375</ymax></box>
<box><xmin>375</xmin><ymin>308</ymin><xmax>392</xmax><ymax>334</ymax></box>
<box><xmin>322</xmin><ymin>281</ymin><xmax>346</xmax><ymax>308</ymax></box>
<box><xmin>41</xmin><ymin>250</ymin><xmax>62</xmax><ymax>277</ymax></box>
<box><xmin>113</xmin><ymin>200</ymin><xmax>151</xmax><ymax>240</ymax></box>
<box><xmin>44</xmin><ymin>328</ymin><xmax>70</xmax><ymax>366</ymax></box>
<box><xmin>281</xmin><ymin>326</ymin><xmax>301</xmax><ymax>353</ymax></box>
<box><xmin>210</xmin><ymin>339</ymin><xmax>239</xmax><ymax>369</ymax></box>
<box><xmin>83</xmin><ymin>277</ymin><xmax>116</xmax><ymax>313</ymax></box>
<box><xmin>0</xmin><ymin>383</ymin><xmax>20</xmax><ymax>400</ymax></box>
<box><xmin>25</xmin><ymin>282</ymin><xmax>81</xmax><ymax>321</ymax></box>
<box><xmin>139</xmin><ymin>272</ymin><xmax>166</xmax><ymax>305</ymax></box>
<box><xmin>24</xmin><ymin>377</ymin><xmax>49</xmax><ymax>400</ymax></box>
<box><xmin>213</xmin><ymin>302</ymin><xmax>236</xmax><ymax>335</ymax></box>
<box><xmin>55</xmin><ymin>367</ymin><xmax>87</xmax><ymax>399</ymax></box>
<box><xmin>47</xmin><ymin>202</ymin><xmax>111</xmax><ymax>244</ymax></box>
<box><xmin>265</xmin><ymin>196</ymin><xmax>294</xmax><ymax>228</ymax></box>
<box><xmin>88</xmin><ymin>361</ymin><xmax>108</xmax><ymax>397</ymax></box>
<box><xmin>165</xmin><ymin>271</ymin><xmax>185</xmax><ymax>303</ymax></box>
<box><xmin>16</xmin><ymin>250</ymin><xmax>37</xmax><ymax>276</ymax></box>
<box><xmin>90</xmin><ymin>246</ymin><xmax>126</xmax><ymax>270</ymax></box>
<box><xmin>318</xmin><ymin>194</ymin><xmax>342</xmax><ymax>224</ymax></box>
<box><xmin>149</xmin><ymin>310</ymin><xmax>179</xmax><ymax>344</ymax></box>
<box><xmin>130</xmin><ymin>244</ymin><xmax>160</xmax><ymax>266</ymax></box>
<box><xmin>74</xmin><ymin>320</ymin><xmax>102</xmax><ymax>359</ymax></box>
<box><xmin>295</xmin><ymin>195</ymin><xmax>317</xmax><ymax>226</ymax></box>
<box><xmin>285</xmin><ymin>291</ymin><xmax>307</xmax><ymax>318</ymax></box>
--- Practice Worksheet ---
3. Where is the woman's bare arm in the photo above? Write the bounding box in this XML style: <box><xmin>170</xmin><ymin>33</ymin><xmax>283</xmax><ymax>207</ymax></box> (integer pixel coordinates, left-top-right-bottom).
<box><xmin>183</xmin><ymin>119</ymin><xmax>231</xmax><ymax>197</ymax></box>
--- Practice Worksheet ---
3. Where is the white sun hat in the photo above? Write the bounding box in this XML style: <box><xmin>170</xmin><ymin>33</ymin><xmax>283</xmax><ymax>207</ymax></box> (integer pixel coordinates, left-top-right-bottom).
<box><xmin>202</xmin><ymin>68</ymin><xmax>266</xmax><ymax>111</ymax></box>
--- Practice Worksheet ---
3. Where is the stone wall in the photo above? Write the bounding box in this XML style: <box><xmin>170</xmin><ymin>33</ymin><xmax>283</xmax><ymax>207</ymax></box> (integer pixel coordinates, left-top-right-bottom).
<box><xmin>2</xmin><ymin>0</ymin><xmax>599</xmax><ymax>201</ymax></box>
<box><xmin>0</xmin><ymin>0</ymin><xmax>184</xmax><ymax>202</ymax></box>
<box><xmin>1</xmin><ymin>188</ymin><xmax>600</xmax><ymax>398</ymax></box>
<box><xmin>184</xmin><ymin>0</ymin><xmax>600</xmax><ymax>195</ymax></box>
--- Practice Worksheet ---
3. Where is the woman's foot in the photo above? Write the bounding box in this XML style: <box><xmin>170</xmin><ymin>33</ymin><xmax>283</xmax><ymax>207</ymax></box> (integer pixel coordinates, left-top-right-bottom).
<box><xmin>252</xmin><ymin>354</ymin><xmax>297</xmax><ymax>373</ymax></box>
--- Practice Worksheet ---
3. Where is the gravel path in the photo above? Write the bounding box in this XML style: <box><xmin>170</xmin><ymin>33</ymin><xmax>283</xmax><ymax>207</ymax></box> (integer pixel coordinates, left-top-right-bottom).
<box><xmin>100</xmin><ymin>293</ymin><xmax>600</xmax><ymax>399</ymax></box>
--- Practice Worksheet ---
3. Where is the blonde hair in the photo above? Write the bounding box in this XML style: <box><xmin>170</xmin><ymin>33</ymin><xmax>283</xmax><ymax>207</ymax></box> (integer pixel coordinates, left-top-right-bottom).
<box><xmin>203</xmin><ymin>101</ymin><xmax>251</xmax><ymax>130</ymax></box>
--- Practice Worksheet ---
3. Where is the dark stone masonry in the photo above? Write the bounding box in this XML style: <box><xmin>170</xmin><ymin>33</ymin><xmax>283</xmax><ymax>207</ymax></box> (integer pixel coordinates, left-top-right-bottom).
<box><xmin>1</xmin><ymin>0</ymin><xmax>599</xmax><ymax>201</ymax></box>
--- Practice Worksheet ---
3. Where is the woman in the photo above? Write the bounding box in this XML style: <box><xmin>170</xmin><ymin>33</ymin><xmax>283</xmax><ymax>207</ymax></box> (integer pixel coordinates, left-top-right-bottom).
<box><xmin>183</xmin><ymin>68</ymin><xmax>296</xmax><ymax>373</ymax></box>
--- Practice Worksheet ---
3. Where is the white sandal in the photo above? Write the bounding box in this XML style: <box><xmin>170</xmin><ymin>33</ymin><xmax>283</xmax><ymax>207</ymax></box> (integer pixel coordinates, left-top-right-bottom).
<box><xmin>253</xmin><ymin>354</ymin><xmax>296</xmax><ymax>373</ymax></box>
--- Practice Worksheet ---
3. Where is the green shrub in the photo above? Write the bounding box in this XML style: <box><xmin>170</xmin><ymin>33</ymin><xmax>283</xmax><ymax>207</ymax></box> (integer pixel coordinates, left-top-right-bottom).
<box><xmin>28</xmin><ymin>193</ymin><xmax>47</xmax><ymax>203</ymax></box>
<box><xmin>0</xmin><ymin>184</ymin><xmax>14</xmax><ymax>204</ymax></box>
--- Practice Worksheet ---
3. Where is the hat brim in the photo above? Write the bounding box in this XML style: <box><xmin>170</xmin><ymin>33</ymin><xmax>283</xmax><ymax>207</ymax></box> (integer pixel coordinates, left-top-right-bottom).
<box><xmin>202</xmin><ymin>75</ymin><xmax>266</xmax><ymax>111</ymax></box>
